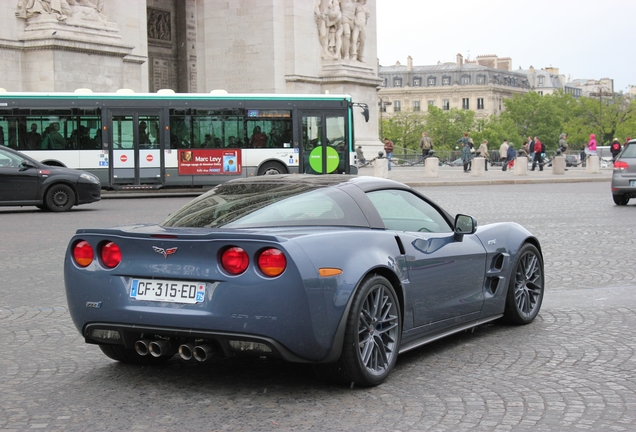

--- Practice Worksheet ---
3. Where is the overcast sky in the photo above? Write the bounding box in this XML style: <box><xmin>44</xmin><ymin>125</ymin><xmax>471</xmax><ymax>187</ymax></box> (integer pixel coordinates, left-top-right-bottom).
<box><xmin>376</xmin><ymin>0</ymin><xmax>635</xmax><ymax>92</ymax></box>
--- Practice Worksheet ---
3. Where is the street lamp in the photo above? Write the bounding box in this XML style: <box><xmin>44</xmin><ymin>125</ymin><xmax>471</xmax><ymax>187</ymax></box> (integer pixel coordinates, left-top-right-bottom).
<box><xmin>593</xmin><ymin>84</ymin><xmax>611</xmax><ymax>145</ymax></box>
<box><xmin>378</xmin><ymin>96</ymin><xmax>392</xmax><ymax>139</ymax></box>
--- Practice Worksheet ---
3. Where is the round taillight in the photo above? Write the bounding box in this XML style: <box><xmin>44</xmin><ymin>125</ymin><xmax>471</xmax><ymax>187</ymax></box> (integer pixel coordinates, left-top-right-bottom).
<box><xmin>100</xmin><ymin>242</ymin><xmax>122</xmax><ymax>269</ymax></box>
<box><xmin>221</xmin><ymin>247</ymin><xmax>249</xmax><ymax>275</ymax></box>
<box><xmin>258</xmin><ymin>248</ymin><xmax>286</xmax><ymax>277</ymax></box>
<box><xmin>73</xmin><ymin>240</ymin><xmax>94</xmax><ymax>267</ymax></box>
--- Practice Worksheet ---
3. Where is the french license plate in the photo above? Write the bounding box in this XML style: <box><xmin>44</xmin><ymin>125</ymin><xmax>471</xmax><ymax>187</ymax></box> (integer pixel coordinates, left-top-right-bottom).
<box><xmin>130</xmin><ymin>279</ymin><xmax>206</xmax><ymax>304</ymax></box>
<box><xmin>631</xmin><ymin>180</ymin><xmax>636</xmax><ymax>187</ymax></box>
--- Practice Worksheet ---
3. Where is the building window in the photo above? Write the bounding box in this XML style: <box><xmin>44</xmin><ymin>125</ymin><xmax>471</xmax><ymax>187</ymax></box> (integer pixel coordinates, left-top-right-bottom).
<box><xmin>442</xmin><ymin>99</ymin><xmax>450</xmax><ymax>111</ymax></box>
<box><xmin>413</xmin><ymin>77</ymin><xmax>422</xmax><ymax>87</ymax></box>
<box><xmin>427</xmin><ymin>76</ymin><xmax>436</xmax><ymax>86</ymax></box>
<box><xmin>382</xmin><ymin>78</ymin><xmax>387</xmax><ymax>87</ymax></box>
<box><xmin>442</xmin><ymin>76</ymin><xmax>450</xmax><ymax>86</ymax></box>
<box><xmin>476</xmin><ymin>75</ymin><xmax>485</xmax><ymax>85</ymax></box>
<box><xmin>413</xmin><ymin>101</ymin><xmax>420</xmax><ymax>111</ymax></box>
<box><xmin>394</xmin><ymin>100</ymin><xmax>401</xmax><ymax>112</ymax></box>
<box><xmin>393</xmin><ymin>78</ymin><xmax>402</xmax><ymax>88</ymax></box>
<box><xmin>477</xmin><ymin>98</ymin><xmax>484</xmax><ymax>110</ymax></box>
<box><xmin>538</xmin><ymin>76</ymin><xmax>544</xmax><ymax>86</ymax></box>
<box><xmin>538</xmin><ymin>91</ymin><xmax>544</xmax><ymax>96</ymax></box>
<box><xmin>461</xmin><ymin>75</ymin><xmax>470</xmax><ymax>85</ymax></box>
<box><xmin>462</xmin><ymin>98</ymin><xmax>469</xmax><ymax>109</ymax></box>
<box><xmin>428</xmin><ymin>100</ymin><xmax>435</xmax><ymax>107</ymax></box>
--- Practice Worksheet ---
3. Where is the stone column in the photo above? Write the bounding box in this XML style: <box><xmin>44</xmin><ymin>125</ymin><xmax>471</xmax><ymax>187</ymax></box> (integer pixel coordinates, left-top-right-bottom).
<box><xmin>586</xmin><ymin>155</ymin><xmax>600</xmax><ymax>173</ymax></box>
<box><xmin>514</xmin><ymin>156</ymin><xmax>528</xmax><ymax>176</ymax></box>
<box><xmin>471</xmin><ymin>157</ymin><xmax>485</xmax><ymax>176</ymax></box>
<box><xmin>374</xmin><ymin>157</ymin><xmax>388</xmax><ymax>178</ymax></box>
<box><xmin>424</xmin><ymin>157</ymin><xmax>439</xmax><ymax>177</ymax></box>
<box><xmin>552</xmin><ymin>155</ymin><xmax>565</xmax><ymax>174</ymax></box>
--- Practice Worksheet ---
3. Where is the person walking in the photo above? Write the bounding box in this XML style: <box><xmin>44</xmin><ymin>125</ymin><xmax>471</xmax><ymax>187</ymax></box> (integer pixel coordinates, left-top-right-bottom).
<box><xmin>500</xmin><ymin>139</ymin><xmax>509</xmax><ymax>171</ymax></box>
<box><xmin>558</xmin><ymin>133</ymin><xmax>568</xmax><ymax>154</ymax></box>
<box><xmin>506</xmin><ymin>142</ymin><xmax>516</xmax><ymax>171</ymax></box>
<box><xmin>531</xmin><ymin>137</ymin><xmax>544</xmax><ymax>171</ymax></box>
<box><xmin>383</xmin><ymin>137</ymin><xmax>394</xmax><ymax>171</ymax></box>
<box><xmin>457</xmin><ymin>132</ymin><xmax>472</xmax><ymax>173</ymax></box>
<box><xmin>477</xmin><ymin>139</ymin><xmax>490</xmax><ymax>171</ymax></box>
<box><xmin>528</xmin><ymin>136</ymin><xmax>535</xmax><ymax>161</ymax></box>
<box><xmin>586</xmin><ymin>133</ymin><xmax>598</xmax><ymax>157</ymax></box>
<box><xmin>419</xmin><ymin>132</ymin><xmax>433</xmax><ymax>161</ymax></box>
<box><xmin>610</xmin><ymin>138</ymin><xmax>622</xmax><ymax>161</ymax></box>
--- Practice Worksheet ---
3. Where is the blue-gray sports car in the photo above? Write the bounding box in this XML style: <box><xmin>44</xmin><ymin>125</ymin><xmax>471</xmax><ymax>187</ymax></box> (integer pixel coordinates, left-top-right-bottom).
<box><xmin>64</xmin><ymin>175</ymin><xmax>544</xmax><ymax>386</ymax></box>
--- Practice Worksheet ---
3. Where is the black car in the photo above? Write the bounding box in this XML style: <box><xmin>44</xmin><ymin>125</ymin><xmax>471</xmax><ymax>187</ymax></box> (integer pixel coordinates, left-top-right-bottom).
<box><xmin>0</xmin><ymin>146</ymin><xmax>101</xmax><ymax>211</ymax></box>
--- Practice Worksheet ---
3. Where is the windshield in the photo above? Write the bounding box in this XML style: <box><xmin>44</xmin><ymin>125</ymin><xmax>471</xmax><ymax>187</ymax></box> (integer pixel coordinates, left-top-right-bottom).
<box><xmin>161</xmin><ymin>181</ymin><xmax>368</xmax><ymax>229</ymax></box>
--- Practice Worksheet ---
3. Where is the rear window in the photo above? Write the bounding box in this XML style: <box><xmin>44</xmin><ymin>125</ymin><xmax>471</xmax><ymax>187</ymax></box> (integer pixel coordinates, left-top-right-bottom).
<box><xmin>162</xmin><ymin>181</ymin><xmax>368</xmax><ymax>228</ymax></box>
<box><xmin>621</xmin><ymin>143</ymin><xmax>636</xmax><ymax>158</ymax></box>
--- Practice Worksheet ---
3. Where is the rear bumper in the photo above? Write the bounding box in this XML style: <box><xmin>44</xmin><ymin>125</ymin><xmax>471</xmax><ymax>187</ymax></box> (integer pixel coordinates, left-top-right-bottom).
<box><xmin>84</xmin><ymin>322</ymin><xmax>314</xmax><ymax>363</ymax></box>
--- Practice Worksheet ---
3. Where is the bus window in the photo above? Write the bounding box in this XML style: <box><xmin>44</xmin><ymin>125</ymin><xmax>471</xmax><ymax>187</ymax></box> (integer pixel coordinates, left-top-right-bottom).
<box><xmin>246</xmin><ymin>109</ymin><xmax>292</xmax><ymax>149</ymax></box>
<box><xmin>113</xmin><ymin>116</ymin><xmax>134</xmax><ymax>149</ymax></box>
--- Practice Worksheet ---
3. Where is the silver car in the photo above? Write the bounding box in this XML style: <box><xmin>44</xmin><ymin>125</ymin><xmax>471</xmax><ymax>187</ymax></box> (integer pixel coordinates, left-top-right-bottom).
<box><xmin>611</xmin><ymin>139</ymin><xmax>636</xmax><ymax>205</ymax></box>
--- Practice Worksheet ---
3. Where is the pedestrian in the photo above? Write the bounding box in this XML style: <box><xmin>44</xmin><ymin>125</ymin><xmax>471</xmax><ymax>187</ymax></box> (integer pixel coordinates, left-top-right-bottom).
<box><xmin>383</xmin><ymin>137</ymin><xmax>394</xmax><ymax>171</ymax></box>
<box><xmin>500</xmin><ymin>139</ymin><xmax>509</xmax><ymax>171</ymax></box>
<box><xmin>531</xmin><ymin>137</ymin><xmax>544</xmax><ymax>171</ymax></box>
<box><xmin>580</xmin><ymin>143</ymin><xmax>587</xmax><ymax>167</ymax></box>
<box><xmin>477</xmin><ymin>139</ymin><xmax>490</xmax><ymax>171</ymax></box>
<box><xmin>586</xmin><ymin>134</ymin><xmax>598</xmax><ymax>157</ymax></box>
<box><xmin>457</xmin><ymin>132</ymin><xmax>472</xmax><ymax>172</ymax></box>
<box><xmin>419</xmin><ymin>132</ymin><xmax>433</xmax><ymax>160</ymax></box>
<box><xmin>355</xmin><ymin>145</ymin><xmax>366</xmax><ymax>166</ymax></box>
<box><xmin>519</xmin><ymin>141</ymin><xmax>529</xmax><ymax>157</ymax></box>
<box><xmin>610</xmin><ymin>138</ymin><xmax>621</xmax><ymax>161</ymax></box>
<box><xmin>558</xmin><ymin>133</ymin><xmax>568</xmax><ymax>154</ymax></box>
<box><xmin>528</xmin><ymin>136</ymin><xmax>535</xmax><ymax>162</ymax></box>
<box><xmin>506</xmin><ymin>142</ymin><xmax>516</xmax><ymax>171</ymax></box>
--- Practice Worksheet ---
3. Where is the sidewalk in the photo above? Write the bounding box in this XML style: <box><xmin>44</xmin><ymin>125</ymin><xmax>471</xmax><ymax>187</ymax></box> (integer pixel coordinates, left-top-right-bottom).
<box><xmin>358</xmin><ymin>164</ymin><xmax>612</xmax><ymax>187</ymax></box>
<box><xmin>101</xmin><ymin>164</ymin><xmax>612</xmax><ymax>199</ymax></box>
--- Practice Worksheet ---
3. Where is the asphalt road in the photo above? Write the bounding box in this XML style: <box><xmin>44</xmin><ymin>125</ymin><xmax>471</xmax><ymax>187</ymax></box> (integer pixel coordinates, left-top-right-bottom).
<box><xmin>1</xmin><ymin>181</ymin><xmax>635</xmax><ymax>431</ymax></box>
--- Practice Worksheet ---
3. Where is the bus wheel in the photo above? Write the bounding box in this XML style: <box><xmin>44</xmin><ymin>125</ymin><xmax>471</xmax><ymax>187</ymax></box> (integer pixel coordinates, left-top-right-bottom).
<box><xmin>45</xmin><ymin>184</ymin><xmax>76</xmax><ymax>212</ymax></box>
<box><xmin>258</xmin><ymin>161</ymin><xmax>286</xmax><ymax>176</ymax></box>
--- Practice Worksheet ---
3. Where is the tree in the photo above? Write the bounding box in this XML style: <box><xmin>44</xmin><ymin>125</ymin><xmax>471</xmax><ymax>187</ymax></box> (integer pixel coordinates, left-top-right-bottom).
<box><xmin>424</xmin><ymin>107</ymin><xmax>475</xmax><ymax>150</ymax></box>
<box><xmin>379</xmin><ymin>110</ymin><xmax>425</xmax><ymax>151</ymax></box>
<box><xmin>500</xmin><ymin>92</ymin><xmax>563</xmax><ymax>149</ymax></box>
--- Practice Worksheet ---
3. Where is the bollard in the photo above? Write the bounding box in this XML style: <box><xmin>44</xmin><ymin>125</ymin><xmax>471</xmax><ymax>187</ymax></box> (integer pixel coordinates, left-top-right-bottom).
<box><xmin>514</xmin><ymin>156</ymin><xmax>528</xmax><ymax>176</ymax></box>
<box><xmin>424</xmin><ymin>157</ymin><xmax>439</xmax><ymax>177</ymax></box>
<box><xmin>471</xmin><ymin>157</ymin><xmax>485</xmax><ymax>177</ymax></box>
<box><xmin>552</xmin><ymin>155</ymin><xmax>565</xmax><ymax>174</ymax></box>
<box><xmin>586</xmin><ymin>155</ymin><xmax>600</xmax><ymax>173</ymax></box>
<box><xmin>374</xmin><ymin>157</ymin><xmax>389</xmax><ymax>178</ymax></box>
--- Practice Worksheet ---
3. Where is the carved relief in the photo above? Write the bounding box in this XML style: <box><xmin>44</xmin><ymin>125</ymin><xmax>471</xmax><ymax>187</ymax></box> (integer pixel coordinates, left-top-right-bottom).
<box><xmin>16</xmin><ymin>0</ymin><xmax>110</xmax><ymax>23</ymax></box>
<box><xmin>315</xmin><ymin>0</ymin><xmax>369</xmax><ymax>62</ymax></box>
<box><xmin>147</xmin><ymin>8</ymin><xmax>172</xmax><ymax>42</ymax></box>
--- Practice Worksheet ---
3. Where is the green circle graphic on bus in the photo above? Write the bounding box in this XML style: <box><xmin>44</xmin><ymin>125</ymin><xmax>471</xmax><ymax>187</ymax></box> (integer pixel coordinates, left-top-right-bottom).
<box><xmin>309</xmin><ymin>146</ymin><xmax>339</xmax><ymax>173</ymax></box>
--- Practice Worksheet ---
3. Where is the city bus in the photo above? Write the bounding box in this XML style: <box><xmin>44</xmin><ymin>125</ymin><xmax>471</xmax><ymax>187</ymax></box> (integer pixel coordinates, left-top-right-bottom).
<box><xmin>0</xmin><ymin>90</ymin><xmax>368</xmax><ymax>189</ymax></box>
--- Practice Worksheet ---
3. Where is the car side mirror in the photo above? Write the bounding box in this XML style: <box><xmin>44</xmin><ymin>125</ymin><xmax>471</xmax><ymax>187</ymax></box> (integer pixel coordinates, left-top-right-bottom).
<box><xmin>19</xmin><ymin>160</ymin><xmax>36</xmax><ymax>170</ymax></box>
<box><xmin>454</xmin><ymin>214</ymin><xmax>477</xmax><ymax>241</ymax></box>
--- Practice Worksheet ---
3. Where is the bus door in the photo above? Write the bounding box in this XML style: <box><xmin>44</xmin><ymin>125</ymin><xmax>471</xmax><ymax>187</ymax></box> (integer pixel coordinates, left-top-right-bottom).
<box><xmin>299</xmin><ymin>111</ymin><xmax>349</xmax><ymax>174</ymax></box>
<box><xmin>107</xmin><ymin>110</ymin><xmax>163</xmax><ymax>187</ymax></box>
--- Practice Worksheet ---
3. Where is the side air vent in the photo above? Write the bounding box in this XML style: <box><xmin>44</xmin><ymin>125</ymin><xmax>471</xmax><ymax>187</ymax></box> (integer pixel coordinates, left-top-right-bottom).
<box><xmin>491</xmin><ymin>254</ymin><xmax>505</xmax><ymax>272</ymax></box>
<box><xmin>486</xmin><ymin>277</ymin><xmax>503</xmax><ymax>295</ymax></box>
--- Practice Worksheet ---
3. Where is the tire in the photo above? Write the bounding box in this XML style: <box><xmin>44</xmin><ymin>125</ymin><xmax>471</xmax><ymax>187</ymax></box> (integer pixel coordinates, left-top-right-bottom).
<box><xmin>258</xmin><ymin>161</ymin><xmax>286</xmax><ymax>176</ymax></box>
<box><xmin>503</xmin><ymin>243</ymin><xmax>544</xmax><ymax>325</ymax></box>
<box><xmin>99</xmin><ymin>344</ymin><xmax>172</xmax><ymax>365</ymax></box>
<box><xmin>613</xmin><ymin>194</ymin><xmax>629</xmax><ymax>206</ymax></box>
<box><xmin>316</xmin><ymin>275</ymin><xmax>401</xmax><ymax>387</ymax></box>
<box><xmin>45</xmin><ymin>183</ymin><xmax>75</xmax><ymax>212</ymax></box>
